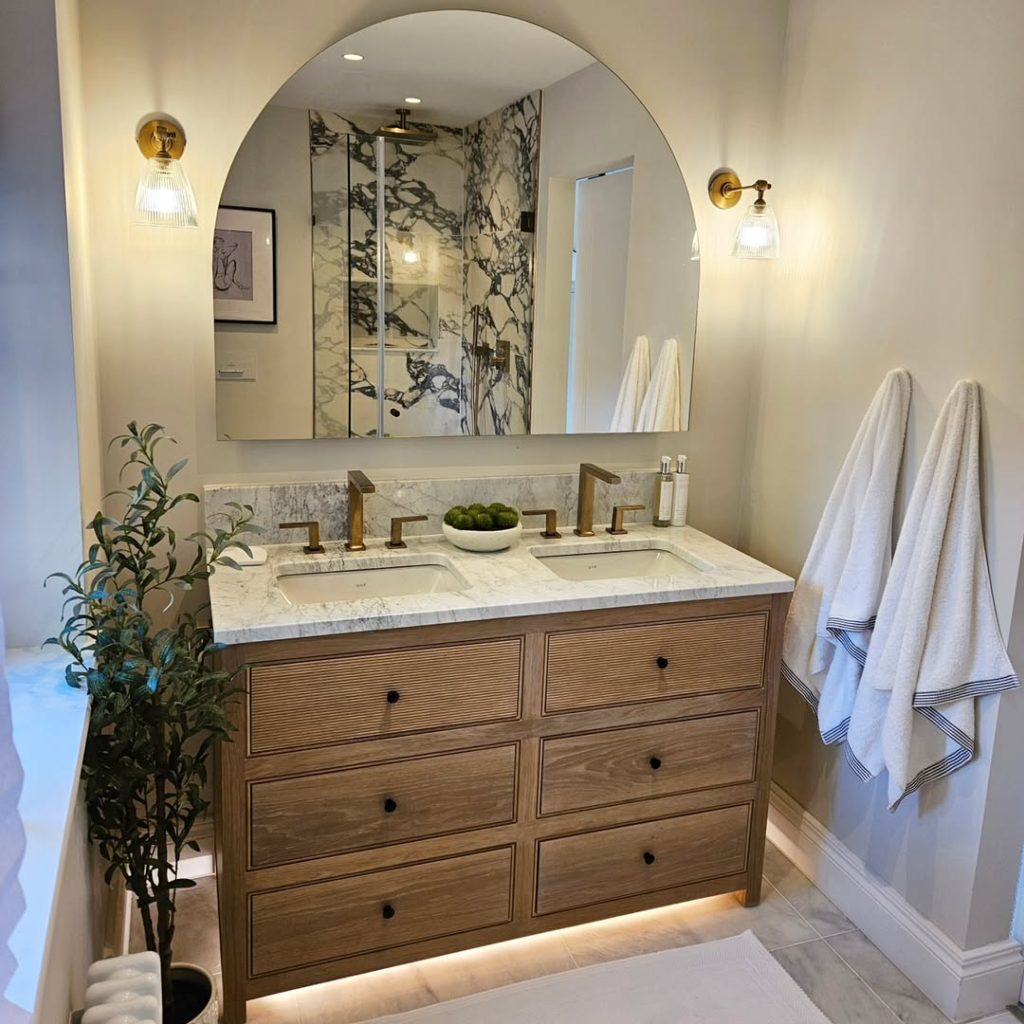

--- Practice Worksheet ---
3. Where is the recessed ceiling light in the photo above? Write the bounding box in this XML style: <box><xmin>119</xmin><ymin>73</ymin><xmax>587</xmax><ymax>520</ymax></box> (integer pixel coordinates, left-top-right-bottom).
<box><xmin>342</xmin><ymin>53</ymin><xmax>363</xmax><ymax>62</ymax></box>
<box><xmin>404</xmin><ymin>97</ymin><xmax>422</xmax><ymax>105</ymax></box>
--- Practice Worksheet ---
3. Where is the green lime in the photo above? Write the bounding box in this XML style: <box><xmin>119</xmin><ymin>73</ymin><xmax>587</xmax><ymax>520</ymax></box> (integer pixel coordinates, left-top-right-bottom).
<box><xmin>443</xmin><ymin>508</ymin><xmax>461</xmax><ymax>526</ymax></box>
<box><xmin>467</xmin><ymin>503</ymin><xmax>486</xmax><ymax>514</ymax></box>
<box><xmin>453</xmin><ymin>513</ymin><xmax>475</xmax><ymax>530</ymax></box>
<box><xmin>473</xmin><ymin>511</ymin><xmax>494</xmax><ymax>530</ymax></box>
<box><xmin>494</xmin><ymin>510</ymin><xmax>519</xmax><ymax>529</ymax></box>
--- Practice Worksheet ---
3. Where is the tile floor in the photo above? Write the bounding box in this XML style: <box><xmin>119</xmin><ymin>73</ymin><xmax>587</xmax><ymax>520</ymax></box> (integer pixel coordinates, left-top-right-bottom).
<box><xmin>132</xmin><ymin>841</ymin><xmax>1021</xmax><ymax>1024</ymax></box>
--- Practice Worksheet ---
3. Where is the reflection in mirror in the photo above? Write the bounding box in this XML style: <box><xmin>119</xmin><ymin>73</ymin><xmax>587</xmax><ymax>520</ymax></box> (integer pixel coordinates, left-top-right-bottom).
<box><xmin>214</xmin><ymin>11</ymin><xmax>698</xmax><ymax>440</ymax></box>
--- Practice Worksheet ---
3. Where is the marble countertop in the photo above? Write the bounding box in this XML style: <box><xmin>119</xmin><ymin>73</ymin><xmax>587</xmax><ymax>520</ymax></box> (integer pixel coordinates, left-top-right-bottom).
<box><xmin>209</xmin><ymin>524</ymin><xmax>794</xmax><ymax>646</ymax></box>
<box><xmin>4</xmin><ymin>645</ymin><xmax>89</xmax><ymax>1018</ymax></box>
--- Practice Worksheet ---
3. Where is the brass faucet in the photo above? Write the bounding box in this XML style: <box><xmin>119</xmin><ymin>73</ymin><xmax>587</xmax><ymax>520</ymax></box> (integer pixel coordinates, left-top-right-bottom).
<box><xmin>346</xmin><ymin>470</ymin><xmax>376</xmax><ymax>551</ymax></box>
<box><xmin>278</xmin><ymin>520</ymin><xmax>324</xmax><ymax>554</ymax></box>
<box><xmin>386</xmin><ymin>514</ymin><xmax>428</xmax><ymax>549</ymax></box>
<box><xmin>574</xmin><ymin>463</ymin><xmax>622</xmax><ymax>537</ymax></box>
<box><xmin>607</xmin><ymin>504</ymin><xmax>646</xmax><ymax>536</ymax></box>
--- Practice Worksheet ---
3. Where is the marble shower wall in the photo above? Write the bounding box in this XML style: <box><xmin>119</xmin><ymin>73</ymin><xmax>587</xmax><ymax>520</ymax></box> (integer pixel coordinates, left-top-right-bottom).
<box><xmin>204</xmin><ymin>470</ymin><xmax>658</xmax><ymax>545</ymax></box>
<box><xmin>310</xmin><ymin>111</ymin><xmax>467</xmax><ymax>439</ymax></box>
<box><xmin>462</xmin><ymin>92</ymin><xmax>541</xmax><ymax>436</ymax></box>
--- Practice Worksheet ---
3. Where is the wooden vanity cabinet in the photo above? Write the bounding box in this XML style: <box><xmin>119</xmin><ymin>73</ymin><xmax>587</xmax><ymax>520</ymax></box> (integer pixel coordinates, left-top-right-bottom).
<box><xmin>215</xmin><ymin>592</ymin><xmax>788</xmax><ymax>1023</ymax></box>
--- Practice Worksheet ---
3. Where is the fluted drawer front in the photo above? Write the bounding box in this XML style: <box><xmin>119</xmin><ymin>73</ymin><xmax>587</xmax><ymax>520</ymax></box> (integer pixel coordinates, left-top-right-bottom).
<box><xmin>250</xmin><ymin>745</ymin><xmax>519</xmax><ymax>868</ymax></box>
<box><xmin>539</xmin><ymin>712</ymin><xmax>758</xmax><ymax>816</ymax></box>
<box><xmin>535</xmin><ymin>804</ymin><xmax>750</xmax><ymax>916</ymax></box>
<box><xmin>250</xmin><ymin>846</ymin><xmax>514</xmax><ymax>976</ymax></box>
<box><xmin>249</xmin><ymin>638</ymin><xmax>522</xmax><ymax>754</ymax></box>
<box><xmin>544</xmin><ymin>614</ymin><xmax>766</xmax><ymax>714</ymax></box>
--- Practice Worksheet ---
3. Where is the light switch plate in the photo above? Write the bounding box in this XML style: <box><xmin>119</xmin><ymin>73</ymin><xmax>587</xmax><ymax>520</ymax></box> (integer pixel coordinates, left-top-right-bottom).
<box><xmin>216</xmin><ymin>353</ymin><xmax>257</xmax><ymax>381</ymax></box>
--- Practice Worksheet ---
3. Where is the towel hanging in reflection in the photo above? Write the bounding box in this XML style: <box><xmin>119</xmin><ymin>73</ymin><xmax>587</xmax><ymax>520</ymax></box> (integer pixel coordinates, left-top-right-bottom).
<box><xmin>846</xmin><ymin>380</ymin><xmax>1019</xmax><ymax>809</ymax></box>
<box><xmin>609</xmin><ymin>335</ymin><xmax>651</xmax><ymax>432</ymax></box>
<box><xmin>781</xmin><ymin>369</ymin><xmax>911</xmax><ymax>745</ymax></box>
<box><xmin>635</xmin><ymin>337</ymin><xmax>681</xmax><ymax>432</ymax></box>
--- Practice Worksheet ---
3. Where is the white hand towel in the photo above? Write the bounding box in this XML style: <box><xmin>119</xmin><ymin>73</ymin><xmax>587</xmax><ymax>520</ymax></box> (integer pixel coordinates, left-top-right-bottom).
<box><xmin>609</xmin><ymin>335</ymin><xmax>651</xmax><ymax>431</ymax></box>
<box><xmin>781</xmin><ymin>369</ymin><xmax>911</xmax><ymax>745</ymax></box>
<box><xmin>846</xmin><ymin>380</ymin><xmax>1019</xmax><ymax>809</ymax></box>
<box><xmin>635</xmin><ymin>337</ymin><xmax>681</xmax><ymax>432</ymax></box>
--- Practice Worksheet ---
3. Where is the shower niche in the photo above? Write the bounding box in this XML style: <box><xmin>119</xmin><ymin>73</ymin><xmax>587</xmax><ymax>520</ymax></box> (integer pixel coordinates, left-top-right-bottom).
<box><xmin>213</xmin><ymin>11</ymin><xmax>699</xmax><ymax>439</ymax></box>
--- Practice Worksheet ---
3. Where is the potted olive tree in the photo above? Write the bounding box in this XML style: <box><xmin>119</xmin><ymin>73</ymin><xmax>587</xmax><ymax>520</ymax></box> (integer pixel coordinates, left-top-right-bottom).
<box><xmin>47</xmin><ymin>423</ymin><xmax>258</xmax><ymax>1023</ymax></box>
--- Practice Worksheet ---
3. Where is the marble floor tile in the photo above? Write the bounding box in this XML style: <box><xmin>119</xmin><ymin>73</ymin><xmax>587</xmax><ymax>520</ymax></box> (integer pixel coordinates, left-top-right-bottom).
<box><xmin>773</xmin><ymin>938</ymin><xmax>901</xmax><ymax>1023</ymax></box>
<box><xmin>295</xmin><ymin>961</ymin><xmax>437</xmax><ymax>1024</ymax></box>
<box><xmin>417</xmin><ymin>930</ymin><xmax>577</xmax><ymax>1001</ymax></box>
<box><xmin>246</xmin><ymin>987</ymin><xmax>304</xmax><ymax>1024</ymax></box>
<box><xmin>562</xmin><ymin>881</ymin><xmax>819</xmax><ymax>968</ymax></box>
<box><xmin>826</xmin><ymin>930</ymin><xmax>949</xmax><ymax>1024</ymax></box>
<box><xmin>764</xmin><ymin>841</ymin><xmax>855</xmax><ymax>937</ymax></box>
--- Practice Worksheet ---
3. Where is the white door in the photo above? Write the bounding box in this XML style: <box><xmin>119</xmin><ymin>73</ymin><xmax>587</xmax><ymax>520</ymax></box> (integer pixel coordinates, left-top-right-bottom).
<box><xmin>567</xmin><ymin>167</ymin><xmax>633</xmax><ymax>432</ymax></box>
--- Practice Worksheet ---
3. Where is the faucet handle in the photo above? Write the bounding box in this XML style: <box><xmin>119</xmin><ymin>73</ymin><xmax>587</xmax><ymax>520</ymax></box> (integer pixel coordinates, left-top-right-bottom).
<box><xmin>279</xmin><ymin>520</ymin><xmax>325</xmax><ymax>554</ymax></box>
<box><xmin>386</xmin><ymin>515</ymin><xmax>428</xmax><ymax>549</ymax></box>
<box><xmin>522</xmin><ymin>508</ymin><xmax>561</xmax><ymax>539</ymax></box>
<box><xmin>606</xmin><ymin>505</ymin><xmax>645</xmax><ymax>536</ymax></box>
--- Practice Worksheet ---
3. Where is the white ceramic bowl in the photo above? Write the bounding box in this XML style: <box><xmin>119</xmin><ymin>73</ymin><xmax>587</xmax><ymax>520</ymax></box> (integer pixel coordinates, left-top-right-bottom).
<box><xmin>442</xmin><ymin>521</ymin><xmax>522</xmax><ymax>552</ymax></box>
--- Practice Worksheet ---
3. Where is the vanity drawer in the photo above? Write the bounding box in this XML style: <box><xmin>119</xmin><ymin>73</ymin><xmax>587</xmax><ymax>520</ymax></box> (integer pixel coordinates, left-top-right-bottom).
<box><xmin>538</xmin><ymin>711</ymin><xmax>758</xmax><ymax>816</ymax></box>
<box><xmin>248</xmin><ymin>638</ymin><xmax>523</xmax><ymax>754</ymax></box>
<box><xmin>544</xmin><ymin>614</ymin><xmax>766</xmax><ymax>714</ymax></box>
<box><xmin>250</xmin><ymin>745</ymin><xmax>519</xmax><ymax>867</ymax></box>
<box><xmin>534</xmin><ymin>804</ymin><xmax>749</xmax><ymax>916</ymax></box>
<box><xmin>250</xmin><ymin>846</ymin><xmax>514</xmax><ymax>976</ymax></box>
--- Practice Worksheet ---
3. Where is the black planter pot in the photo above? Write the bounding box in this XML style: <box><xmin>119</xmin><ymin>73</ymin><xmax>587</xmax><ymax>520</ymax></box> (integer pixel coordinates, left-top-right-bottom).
<box><xmin>166</xmin><ymin>963</ymin><xmax>218</xmax><ymax>1024</ymax></box>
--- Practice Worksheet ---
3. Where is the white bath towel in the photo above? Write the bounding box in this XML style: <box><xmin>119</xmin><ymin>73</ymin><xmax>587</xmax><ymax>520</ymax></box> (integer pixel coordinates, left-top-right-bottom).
<box><xmin>609</xmin><ymin>335</ymin><xmax>651</xmax><ymax>431</ymax></box>
<box><xmin>635</xmin><ymin>337</ymin><xmax>681</xmax><ymax>432</ymax></box>
<box><xmin>781</xmin><ymin>369</ymin><xmax>911</xmax><ymax>745</ymax></box>
<box><xmin>846</xmin><ymin>380</ymin><xmax>1019</xmax><ymax>809</ymax></box>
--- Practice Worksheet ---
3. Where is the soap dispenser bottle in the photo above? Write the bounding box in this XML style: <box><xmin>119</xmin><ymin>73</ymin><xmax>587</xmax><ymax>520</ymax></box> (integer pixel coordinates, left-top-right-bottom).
<box><xmin>671</xmin><ymin>455</ymin><xmax>689</xmax><ymax>527</ymax></box>
<box><xmin>653</xmin><ymin>456</ymin><xmax>673</xmax><ymax>527</ymax></box>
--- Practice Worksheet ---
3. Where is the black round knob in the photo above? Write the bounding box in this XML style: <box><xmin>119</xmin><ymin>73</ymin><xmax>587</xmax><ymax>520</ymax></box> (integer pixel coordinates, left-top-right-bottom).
<box><xmin>383</xmin><ymin>797</ymin><xmax>398</xmax><ymax>813</ymax></box>
<box><xmin>656</xmin><ymin>656</ymin><xmax>669</xmax><ymax>669</ymax></box>
<box><xmin>643</xmin><ymin>851</ymin><xmax>656</xmax><ymax>865</ymax></box>
<box><xmin>649</xmin><ymin>756</ymin><xmax>662</xmax><ymax>770</ymax></box>
<box><xmin>382</xmin><ymin>903</ymin><xmax>396</xmax><ymax>919</ymax></box>
<box><xmin>386</xmin><ymin>689</ymin><xmax>401</xmax><ymax>705</ymax></box>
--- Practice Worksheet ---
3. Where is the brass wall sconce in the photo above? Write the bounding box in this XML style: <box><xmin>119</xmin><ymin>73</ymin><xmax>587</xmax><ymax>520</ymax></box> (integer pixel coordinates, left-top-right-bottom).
<box><xmin>708</xmin><ymin>168</ymin><xmax>779</xmax><ymax>259</ymax></box>
<box><xmin>135</xmin><ymin>117</ymin><xmax>198</xmax><ymax>228</ymax></box>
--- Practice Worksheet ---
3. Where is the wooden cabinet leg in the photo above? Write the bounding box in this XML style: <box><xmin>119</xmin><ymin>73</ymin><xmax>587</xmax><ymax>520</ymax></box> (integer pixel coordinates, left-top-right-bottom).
<box><xmin>215</xmin><ymin>655</ymin><xmax>249</xmax><ymax>1024</ymax></box>
<box><xmin>741</xmin><ymin>874</ymin><xmax>764</xmax><ymax>907</ymax></box>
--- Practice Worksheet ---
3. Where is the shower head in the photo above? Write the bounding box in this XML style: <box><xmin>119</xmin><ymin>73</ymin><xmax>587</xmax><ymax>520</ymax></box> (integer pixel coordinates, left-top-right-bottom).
<box><xmin>375</xmin><ymin>108</ymin><xmax>437</xmax><ymax>144</ymax></box>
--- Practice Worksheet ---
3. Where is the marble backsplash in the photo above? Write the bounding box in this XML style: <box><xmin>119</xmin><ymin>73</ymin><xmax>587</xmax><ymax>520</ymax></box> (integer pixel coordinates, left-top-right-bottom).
<box><xmin>204</xmin><ymin>469</ymin><xmax>660</xmax><ymax>546</ymax></box>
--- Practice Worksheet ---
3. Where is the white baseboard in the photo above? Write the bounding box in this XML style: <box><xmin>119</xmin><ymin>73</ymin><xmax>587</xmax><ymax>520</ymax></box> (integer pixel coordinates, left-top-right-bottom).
<box><xmin>768</xmin><ymin>783</ymin><xmax>1024</xmax><ymax>1022</ymax></box>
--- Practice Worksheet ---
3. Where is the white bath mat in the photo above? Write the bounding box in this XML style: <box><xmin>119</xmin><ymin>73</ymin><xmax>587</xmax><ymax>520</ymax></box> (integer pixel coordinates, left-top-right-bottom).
<box><xmin>369</xmin><ymin>931</ymin><xmax>830</xmax><ymax>1024</ymax></box>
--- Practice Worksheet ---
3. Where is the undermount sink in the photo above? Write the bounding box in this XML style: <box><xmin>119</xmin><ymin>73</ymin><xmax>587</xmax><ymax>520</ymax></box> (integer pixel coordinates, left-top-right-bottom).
<box><xmin>533</xmin><ymin>544</ymin><xmax>710</xmax><ymax>583</ymax></box>
<box><xmin>277</xmin><ymin>560</ymin><xmax>466</xmax><ymax>605</ymax></box>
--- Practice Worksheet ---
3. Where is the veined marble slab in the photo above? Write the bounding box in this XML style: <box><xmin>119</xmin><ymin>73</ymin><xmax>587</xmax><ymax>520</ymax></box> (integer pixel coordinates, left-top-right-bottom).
<box><xmin>208</xmin><ymin>523</ymin><xmax>793</xmax><ymax>646</ymax></box>
<box><xmin>204</xmin><ymin>469</ymin><xmax>659</xmax><ymax>546</ymax></box>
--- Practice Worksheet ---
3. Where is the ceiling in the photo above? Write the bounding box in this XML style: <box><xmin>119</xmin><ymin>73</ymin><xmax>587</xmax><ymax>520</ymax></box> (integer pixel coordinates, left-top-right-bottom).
<box><xmin>271</xmin><ymin>11</ymin><xmax>596</xmax><ymax>127</ymax></box>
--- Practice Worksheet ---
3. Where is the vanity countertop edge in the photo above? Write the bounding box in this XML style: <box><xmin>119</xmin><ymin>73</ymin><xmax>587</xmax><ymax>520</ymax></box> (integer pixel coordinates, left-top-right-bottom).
<box><xmin>209</xmin><ymin>524</ymin><xmax>794</xmax><ymax>646</ymax></box>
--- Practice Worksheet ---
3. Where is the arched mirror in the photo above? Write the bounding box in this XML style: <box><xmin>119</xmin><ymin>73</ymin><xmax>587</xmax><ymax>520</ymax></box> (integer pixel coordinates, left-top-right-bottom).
<box><xmin>213</xmin><ymin>11</ymin><xmax>698</xmax><ymax>439</ymax></box>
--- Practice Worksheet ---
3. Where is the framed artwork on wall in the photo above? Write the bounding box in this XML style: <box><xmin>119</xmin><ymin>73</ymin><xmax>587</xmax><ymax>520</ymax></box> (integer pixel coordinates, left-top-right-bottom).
<box><xmin>213</xmin><ymin>206</ymin><xmax>277</xmax><ymax>324</ymax></box>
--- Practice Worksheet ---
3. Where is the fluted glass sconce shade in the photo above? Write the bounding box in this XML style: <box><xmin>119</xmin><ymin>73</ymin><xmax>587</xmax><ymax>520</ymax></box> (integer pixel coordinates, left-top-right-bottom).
<box><xmin>707</xmin><ymin>168</ymin><xmax>779</xmax><ymax>259</ymax></box>
<box><xmin>733</xmin><ymin>198</ymin><xmax>780</xmax><ymax>259</ymax></box>
<box><xmin>135</xmin><ymin>118</ymin><xmax>198</xmax><ymax>228</ymax></box>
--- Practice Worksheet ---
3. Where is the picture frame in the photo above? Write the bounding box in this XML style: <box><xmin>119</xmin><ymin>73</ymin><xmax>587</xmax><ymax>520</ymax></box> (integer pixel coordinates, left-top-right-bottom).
<box><xmin>213</xmin><ymin>206</ymin><xmax>277</xmax><ymax>324</ymax></box>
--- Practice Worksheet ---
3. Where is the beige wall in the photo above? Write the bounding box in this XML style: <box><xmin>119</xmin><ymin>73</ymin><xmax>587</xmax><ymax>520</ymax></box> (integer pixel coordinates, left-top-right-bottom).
<box><xmin>215</xmin><ymin>104</ymin><xmax>314</xmax><ymax>440</ymax></box>
<box><xmin>746</xmin><ymin>0</ymin><xmax>1024</xmax><ymax>949</ymax></box>
<box><xmin>66</xmin><ymin>0</ymin><xmax>787</xmax><ymax>551</ymax></box>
